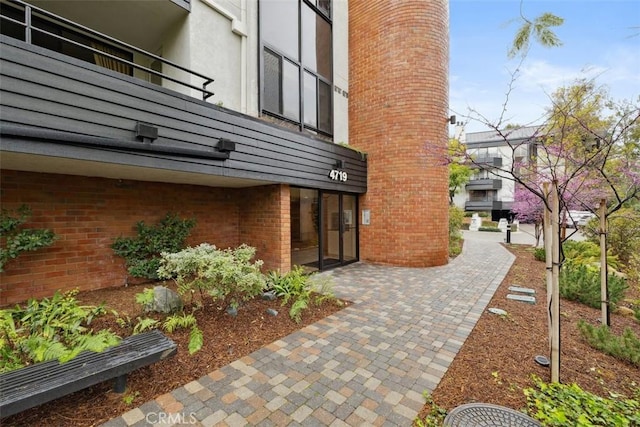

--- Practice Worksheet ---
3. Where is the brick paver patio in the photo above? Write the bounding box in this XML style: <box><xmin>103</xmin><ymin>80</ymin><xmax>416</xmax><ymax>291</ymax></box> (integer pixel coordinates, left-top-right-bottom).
<box><xmin>103</xmin><ymin>237</ymin><xmax>514</xmax><ymax>426</ymax></box>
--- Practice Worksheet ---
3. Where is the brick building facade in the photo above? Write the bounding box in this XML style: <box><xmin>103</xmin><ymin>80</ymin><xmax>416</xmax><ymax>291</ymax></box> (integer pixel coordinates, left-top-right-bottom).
<box><xmin>0</xmin><ymin>0</ymin><xmax>449</xmax><ymax>304</ymax></box>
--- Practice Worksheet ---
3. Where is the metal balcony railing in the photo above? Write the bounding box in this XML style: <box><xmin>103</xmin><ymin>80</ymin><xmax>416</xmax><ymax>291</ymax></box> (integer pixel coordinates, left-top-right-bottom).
<box><xmin>0</xmin><ymin>0</ymin><xmax>214</xmax><ymax>100</ymax></box>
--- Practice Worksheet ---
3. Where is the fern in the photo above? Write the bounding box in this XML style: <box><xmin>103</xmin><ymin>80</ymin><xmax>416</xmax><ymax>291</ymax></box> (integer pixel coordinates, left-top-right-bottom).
<box><xmin>290</xmin><ymin>299</ymin><xmax>308</xmax><ymax>324</ymax></box>
<box><xmin>133</xmin><ymin>317</ymin><xmax>159</xmax><ymax>335</ymax></box>
<box><xmin>135</xmin><ymin>288</ymin><xmax>155</xmax><ymax>308</ymax></box>
<box><xmin>163</xmin><ymin>313</ymin><xmax>196</xmax><ymax>333</ymax></box>
<box><xmin>72</xmin><ymin>330</ymin><xmax>121</xmax><ymax>352</ymax></box>
<box><xmin>188</xmin><ymin>326</ymin><xmax>203</xmax><ymax>355</ymax></box>
<box><xmin>1</xmin><ymin>290</ymin><xmax>119</xmax><ymax>371</ymax></box>
<box><xmin>22</xmin><ymin>335</ymin><xmax>66</xmax><ymax>363</ymax></box>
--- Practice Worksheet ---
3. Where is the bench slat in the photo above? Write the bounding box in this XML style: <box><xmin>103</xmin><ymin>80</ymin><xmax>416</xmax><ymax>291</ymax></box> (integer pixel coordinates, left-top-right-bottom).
<box><xmin>0</xmin><ymin>329</ymin><xmax>177</xmax><ymax>418</ymax></box>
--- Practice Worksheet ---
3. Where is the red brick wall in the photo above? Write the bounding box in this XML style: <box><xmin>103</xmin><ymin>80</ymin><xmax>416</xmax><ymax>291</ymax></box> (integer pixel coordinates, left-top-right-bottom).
<box><xmin>239</xmin><ymin>185</ymin><xmax>291</xmax><ymax>274</ymax></box>
<box><xmin>0</xmin><ymin>170</ymin><xmax>287</xmax><ymax>305</ymax></box>
<box><xmin>349</xmin><ymin>0</ymin><xmax>450</xmax><ymax>267</ymax></box>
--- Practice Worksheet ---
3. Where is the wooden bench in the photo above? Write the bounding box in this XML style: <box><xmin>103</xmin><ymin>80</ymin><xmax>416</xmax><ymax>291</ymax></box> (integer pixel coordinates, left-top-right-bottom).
<box><xmin>0</xmin><ymin>329</ymin><xmax>177</xmax><ymax>418</ymax></box>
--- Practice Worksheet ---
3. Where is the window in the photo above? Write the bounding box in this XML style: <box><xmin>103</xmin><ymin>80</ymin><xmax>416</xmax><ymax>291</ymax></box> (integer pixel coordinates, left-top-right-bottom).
<box><xmin>260</xmin><ymin>0</ymin><xmax>333</xmax><ymax>137</ymax></box>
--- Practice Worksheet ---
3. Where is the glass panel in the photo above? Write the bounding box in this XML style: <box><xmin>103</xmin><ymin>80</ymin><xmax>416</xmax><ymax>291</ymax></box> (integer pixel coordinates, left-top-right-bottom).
<box><xmin>318</xmin><ymin>80</ymin><xmax>332</xmax><ymax>133</ymax></box>
<box><xmin>291</xmin><ymin>188</ymin><xmax>319</xmax><ymax>271</ymax></box>
<box><xmin>261</xmin><ymin>0</ymin><xmax>299</xmax><ymax>60</ymax></box>
<box><xmin>317</xmin><ymin>0</ymin><xmax>331</xmax><ymax>17</ymax></box>
<box><xmin>342</xmin><ymin>195</ymin><xmax>357</xmax><ymax>262</ymax></box>
<box><xmin>302</xmin><ymin>5</ymin><xmax>332</xmax><ymax>80</ymax></box>
<box><xmin>322</xmin><ymin>193</ymin><xmax>341</xmax><ymax>268</ymax></box>
<box><xmin>282</xmin><ymin>59</ymin><xmax>300</xmax><ymax>121</ymax></box>
<box><xmin>263</xmin><ymin>49</ymin><xmax>282</xmax><ymax>114</ymax></box>
<box><xmin>303</xmin><ymin>72</ymin><xmax>317</xmax><ymax>127</ymax></box>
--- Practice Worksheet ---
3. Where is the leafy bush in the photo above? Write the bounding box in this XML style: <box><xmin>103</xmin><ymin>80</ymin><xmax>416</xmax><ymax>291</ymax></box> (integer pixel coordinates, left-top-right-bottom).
<box><xmin>112</xmin><ymin>213</ymin><xmax>196</xmax><ymax>279</ymax></box>
<box><xmin>562</xmin><ymin>240</ymin><xmax>620</xmax><ymax>271</ymax></box>
<box><xmin>533</xmin><ymin>247</ymin><xmax>546</xmax><ymax>262</ymax></box>
<box><xmin>0</xmin><ymin>205</ymin><xmax>56</xmax><ymax>272</ymax></box>
<box><xmin>157</xmin><ymin>243</ymin><xmax>265</xmax><ymax>309</ymax></box>
<box><xmin>449</xmin><ymin>206</ymin><xmax>464</xmax><ymax>257</ymax></box>
<box><xmin>266</xmin><ymin>267</ymin><xmax>336</xmax><ymax>323</ymax></box>
<box><xmin>583</xmin><ymin>208</ymin><xmax>640</xmax><ymax>268</ymax></box>
<box><xmin>559</xmin><ymin>264</ymin><xmax>627</xmax><ymax>310</ymax></box>
<box><xmin>577</xmin><ymin>321</ymin><xmax>640</xmax><ymax>367</ymax></box>
<box><xmin>155</xmin><ymin>243</ymin><xmax>265</xmax><ymax>355</ymax></box>
<box><xmin>0</xmin><ymin>290</ymin><xmax>120</xmax><ymax>372</ymax></box>
<box><xmin>524</xmin><ymin>375</ymin><xmax>640</xmax><ymax>426</ymax></box>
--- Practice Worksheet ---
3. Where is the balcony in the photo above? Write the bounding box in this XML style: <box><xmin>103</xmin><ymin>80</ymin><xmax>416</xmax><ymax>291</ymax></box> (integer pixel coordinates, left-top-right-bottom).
<box><xmin>0</xmin><ymin>0</ymin><xmax>367</xmax><ymax>193</ymax></box>
<box><xmin>465</xmin><ymin>200</ymin><xmax>508</xmax><ymax>211</ymax></box>
<box><xmin>1</xmin><ymin>0</ymin><xmax>210</xmax><ymax>100</ymax></box>
<box><xmin>473</xmin><ymin>156</ymin><xmax>502</xmax><ymax>167</ymax></box>
<box><xmin>465</xmin><ymin>178</ymin><xmax>502</xmax><ymax>191</ymax></box>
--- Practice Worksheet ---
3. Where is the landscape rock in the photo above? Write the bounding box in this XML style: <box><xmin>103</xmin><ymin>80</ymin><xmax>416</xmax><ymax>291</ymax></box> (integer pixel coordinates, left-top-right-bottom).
<box><xmin>266</xmin><ymin>308</ymin><xmax>278</xmax><ymax>316</ymax></box>
<box><xmin>145</xmin><ymin>286</ymin><xmax>183</xmax><ymax>314</ymax></box>
<box><xmin>262</xmin><ymin>291</ymin><xmax>277</xmax><ymax>301</ymax></box>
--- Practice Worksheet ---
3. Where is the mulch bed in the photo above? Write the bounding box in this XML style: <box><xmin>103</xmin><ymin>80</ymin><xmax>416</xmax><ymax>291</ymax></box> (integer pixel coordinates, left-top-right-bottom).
<box><xmin>418</xmin><ymin>243</ymin><xmax>640</xmax><ymax>420</ymax></box>
<box><xmin>2</xmin><ymin>282</ymin><xmax>348</xmax><ymax>426</ymax></box>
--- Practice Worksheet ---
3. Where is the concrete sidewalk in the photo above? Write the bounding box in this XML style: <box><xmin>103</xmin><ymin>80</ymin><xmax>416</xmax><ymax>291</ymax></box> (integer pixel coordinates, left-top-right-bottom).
<box><xmin>103</xmin><ymin>237</ymin><xmax>515</xmax><ymax>427</ymax></box>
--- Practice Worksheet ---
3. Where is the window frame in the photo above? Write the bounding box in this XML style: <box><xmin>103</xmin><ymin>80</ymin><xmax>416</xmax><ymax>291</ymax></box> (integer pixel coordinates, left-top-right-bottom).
<box><xmin>259</xmin><ymin>0</ymin><xmax>333</xmax><ymax>138</ymax></box>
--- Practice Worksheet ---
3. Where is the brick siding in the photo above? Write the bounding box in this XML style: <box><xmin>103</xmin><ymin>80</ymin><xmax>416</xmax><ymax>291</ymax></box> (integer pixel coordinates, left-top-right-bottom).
<box><xmin>0</xmin><ymin>170</ymin><xmax>287</xmax><ymax>305</ymax></box>
<box><xmin>349</xmin><ymin>0</ymin><xmax>450</xmax><ymax>267</ymax></box>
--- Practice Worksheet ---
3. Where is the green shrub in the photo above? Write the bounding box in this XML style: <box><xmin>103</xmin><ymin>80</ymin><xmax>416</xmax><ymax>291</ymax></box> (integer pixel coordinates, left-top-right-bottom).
<box><xmin>533</xmin><ymin>247</ymin><xmax>546</xmax><ymax>262</ymax></box>
<box><xmin>562</xmin><ymin>240</ymin><xmax>620</xmax><ymax>271</ymax></box>
<box><xmin>0</xmin><ymin>290</ymin><xmax>120</xmax><ymax>372</ymax></box>
<box><xmin>449</xmin><ymin>206</ymin><xmax>464</xmax><ymax>257</ymax></box>
<box><xmin>524</xmin><ymin>375</ymin><xmax>640</xmax><ymax>426</ymax></box>
<box><xmin>112</xmin><ymin>213</ymin><xmax>196</xmax><ymax>280</ymax></box>
<box><xmin>577</xmin><ymin>321</ymin><xmax>640</xmax><ymax>367</ymax></box>
<box><xmin>559</xmin><ymin>264</ymin><xmax>627</xmax><ymax>310</ymax></box>
<box><xmin>583</xmin><ymin>207</ymin><xmax>640</xmax><ymax>269</ymax></box>
<box><xmin>266</xmin><ymin>267</ymin><xmax>336</xmax><ymax>323</ymax></box>
<box><xmin>157</xmin><ymin>243</ymin><xmax>265</xmax><ymax>309</ymax></box>
<box><xmin>479</xmin><ymin>226</ymin><xmax>501</xmax><ymax>232</ymax></box>
<box><xmin>0</xmin><ymin>205</ymin><xmax>56</xmax><ymax>272</ymax></box>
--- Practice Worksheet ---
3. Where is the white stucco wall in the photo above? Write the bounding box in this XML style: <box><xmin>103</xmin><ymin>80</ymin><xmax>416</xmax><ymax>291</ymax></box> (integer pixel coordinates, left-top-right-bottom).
<box><xmin>495</xmin><ymin>145</ymin><xmax>515</xmax><ymax>204</ymax></box>
<box><xmin>155</xmin><ymin>0</ymin><xmax>345</xmax><ymax>138</ymax></box>
<box><xmin>186</xmin><ymin>0</ymin><xmax>244</xmax><ymax>109</ymax></box>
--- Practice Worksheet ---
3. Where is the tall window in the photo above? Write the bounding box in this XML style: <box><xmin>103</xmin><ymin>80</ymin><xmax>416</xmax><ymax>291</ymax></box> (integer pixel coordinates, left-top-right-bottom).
<box><xmin>260</xmin><ymin>0</ymin><xmax>333</xmax><ymax>136</ymax></box>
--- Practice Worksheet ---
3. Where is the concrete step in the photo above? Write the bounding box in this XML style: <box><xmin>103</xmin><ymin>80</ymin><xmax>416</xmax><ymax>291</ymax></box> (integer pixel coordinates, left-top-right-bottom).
<box><xmin>507</xmin><ymin>294</ymin><xmax>536</xmax><ymax>304</ymax></box>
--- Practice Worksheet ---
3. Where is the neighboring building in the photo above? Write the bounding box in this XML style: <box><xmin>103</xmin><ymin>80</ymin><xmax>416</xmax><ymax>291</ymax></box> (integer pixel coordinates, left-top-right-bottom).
<box><xmin>453</xmin><ymin>126</ymin><xmax>540</xmax><ymax>221</ymax></box>
<box><xmin>0</xmin><ymin>0</ymin><xmax>449</xmax><ymax>304</ymax></box>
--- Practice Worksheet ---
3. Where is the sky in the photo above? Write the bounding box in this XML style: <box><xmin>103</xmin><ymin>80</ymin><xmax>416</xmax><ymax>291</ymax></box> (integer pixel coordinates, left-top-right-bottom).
<box><xmin>449</xmin><ymin>0</ymin><xmax>640</xmax><ymax>134</ymax></box>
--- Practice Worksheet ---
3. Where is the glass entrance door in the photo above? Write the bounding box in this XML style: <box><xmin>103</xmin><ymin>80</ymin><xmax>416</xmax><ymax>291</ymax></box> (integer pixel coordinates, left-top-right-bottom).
<box><xmin>291</xmin><ymin>188</ymin><xmax>358</xmax><ymax>271</ymax></box>
<box><xmin>342</xmin><ymin>194</ymin><xmax>357</xmax><ymax>263</ymax></box>
<box><xmin>321</xmin><ymin>193</ymin><xmax>341</xmax><ymax>268</ymax></box>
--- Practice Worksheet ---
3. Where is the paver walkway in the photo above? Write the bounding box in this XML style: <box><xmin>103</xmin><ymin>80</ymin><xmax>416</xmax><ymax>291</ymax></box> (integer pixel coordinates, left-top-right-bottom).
<box><xmin>103</xmin><ymin>237</ymin><xmax>514</xmax><ymax>427</ymax></box>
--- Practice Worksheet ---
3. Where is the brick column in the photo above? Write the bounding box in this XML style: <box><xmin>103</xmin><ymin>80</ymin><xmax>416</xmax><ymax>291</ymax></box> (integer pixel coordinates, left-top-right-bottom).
<box><xmin>349</xmin><ymin>0</ymin><xmax>450</xmax><ymax>266</ymax></box>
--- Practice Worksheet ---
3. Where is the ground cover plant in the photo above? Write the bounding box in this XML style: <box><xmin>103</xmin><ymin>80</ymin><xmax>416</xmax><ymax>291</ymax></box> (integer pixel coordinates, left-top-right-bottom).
<box><xmin>1</xmin><ymin>275</ymin><xmax>346</xmax><ymax>426</ymax></box>
<box><xmin>415</xmin><ymin>244</ymin><xmax>640</xmax><ymax>426</ymax></box>
<box><xmin>2</xmin><ymin>243</ymin><xmax>638</xmax><ymax>426</ymax></box>
<box><xmin>0</xmin><ymin>290</ymin><xmax>118</xmax><ymax>373</ymax></box>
